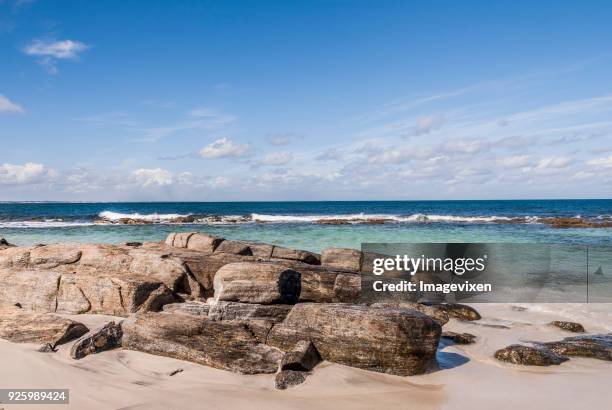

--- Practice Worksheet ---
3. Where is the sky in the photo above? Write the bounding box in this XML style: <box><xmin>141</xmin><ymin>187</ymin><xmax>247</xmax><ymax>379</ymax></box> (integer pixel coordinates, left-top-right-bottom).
<box><xmin>1</xmin><ymin>0</ymin><xmax>612</xmax><ymax>201</ymax></box>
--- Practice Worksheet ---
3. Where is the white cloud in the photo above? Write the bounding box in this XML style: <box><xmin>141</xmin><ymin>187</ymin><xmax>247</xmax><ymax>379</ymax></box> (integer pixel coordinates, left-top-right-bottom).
<box><xmin>587</xmin><ymin>156</ymin><xmax>612</xmax><ymax>168</ymax></box>
<box><xmin>130</xmin><ymin>168</ymin><xmax>174</xmax><ymax>187</ymax></box>
<box><xmin>0</xmin><ymin>94</ymin><xmax>24</xmax><ymax>114</ymax></box>
<box><xmin>496</xmin><ymin>155</ymin><xmax>532</xmax><ymax>168</ymax></box>
<box><xmin>199</xmin><ymin>138</ymin><xmax>252</xmax><ymax>159</ymax></box>
<box><xmin>534</xmin><ymin>156</ymin><xmax>571</xmax><ymax>169</ymax></box>
<box><xmin>0</xmin><ymin>163</ymin><xmax>55</xmax><ymax>185</ymax></box>
<box><xmin>258</xmin><ymin>152</ymin><xmax>293</xmax><ymax>166</ymax></box>
<box><xmin>23</xmin><ymin>39</ymin><xmax>89</xmax><ymax>73</ymax></box>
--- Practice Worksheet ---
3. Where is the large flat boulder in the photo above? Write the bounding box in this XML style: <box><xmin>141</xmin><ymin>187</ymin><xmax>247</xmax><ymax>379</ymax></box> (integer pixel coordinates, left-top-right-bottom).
<box><xmin>122</xmin><ymin>312</ymin><xmax>283</xmax><ymax>374</ymax></box>
<box><xmin>213</xmin><ymin>262</ymin><xmax>301</xmax><ymax>304</ymax></box>
<box><xmin>267</xmin><ymin>303</ymin><xmax>441</xmax><ymax>376</ymax></box>
<box><xmin>208</xmin><ymin>301</ymin><xmax>292</xmax><ymax>323</ymax></box>
<box><xmin>0</xmin><ymin>306</ymin><xmax>89</xmax><ymax>347</ymax></box>
<box><xmin>321</xmin><ymin>248</ymin><xmax>363</xmax><ymax>272</ymax></box>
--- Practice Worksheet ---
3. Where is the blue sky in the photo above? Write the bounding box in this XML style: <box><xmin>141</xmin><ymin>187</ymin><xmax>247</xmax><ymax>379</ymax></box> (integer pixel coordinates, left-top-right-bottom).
<box><xmin>1</xmin><ymin>0</ymin><xmax>612</xmax><ymax>201</ymax></box>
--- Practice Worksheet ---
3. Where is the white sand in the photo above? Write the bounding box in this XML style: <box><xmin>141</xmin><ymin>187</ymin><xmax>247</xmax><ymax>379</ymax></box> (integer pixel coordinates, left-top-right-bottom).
<box><xmin>0</xmin><ymin>304</ymin><xmax>610</xmax><ymax>410</ymax></box>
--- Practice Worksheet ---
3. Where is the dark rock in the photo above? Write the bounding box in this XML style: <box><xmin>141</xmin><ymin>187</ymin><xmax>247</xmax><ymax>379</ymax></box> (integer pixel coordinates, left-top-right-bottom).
<box><xmin>168</xmin><ymin>368</ymin><xmax>184</xmax><ymax>376</ymax></box>
<box><xmin>539</xmin><ymin>334</ymin><xmax>612</xmax><ymax>361</ymax></box>
<box><xmin>122</xmin><ymin>312</ymin><xmax>283</xmax><ymax>374</ymax></box>
<box><xmin>427</xmin><ymin>303</ymin><xmax>481</xmax><ymax>321</ymax></box>
<box><xmin>70</xmin><ymin>321</ymin><xmax>123</xmax><ymax>359</ymax></box>
<box><xmin>494</xmin><ymin>344</ymin><xmax>569</xmax><ymax>366</ymax></box>
<box><xmin>550</xmin><ymin>321</ymin><xmax>585</xmax><ymax>333</ymax></box>
<box><xmin>267</xmin><ymin>303</ymin><xmax>441</xmax><ymax>376</ymax></box>
<box><xmin>441</xmin><ymin>331</ymin><xmax>476</xmax><ymax>344</ymax></box>
<box><xmin>38</xmin><ymin>343</ymin><xmax>57</xmax><ymax>352</ymax></box>
<box><xmin>213</xmin><ymin>262</ymin><xmax>301</xmax><ymax>304</ymax></box>
<box><xmin>280</xmin><ymin>340</ymin><xmax>321</xmax><ymax>371</ymax></box>
<box><xmin>0</xmin><ymin>238</ymin><xmax>15</xmax><ymax>249</ymax></box>
<box><xmin>124</xmin><ymin>242</ymin><xmax>142</xmax><ymax>247</ymax></box>
<box><xmin>275</xmin><ymin>370</ymin><xmax>307</xmax><ymax>390</ymax></box>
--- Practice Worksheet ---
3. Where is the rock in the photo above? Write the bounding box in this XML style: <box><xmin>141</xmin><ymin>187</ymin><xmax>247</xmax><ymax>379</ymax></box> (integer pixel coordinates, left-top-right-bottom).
<box><xmin>124</xmin><ymin>242</ymin><xmax>142</xmax><ymax>247</ymax></box>
<box><xmin>163</xmin><ymin>301</ymin><xmax>210</xmax><ymax>316</ymax></box>
<box><xmin>213</xmin><ymin>262</ymin><xmax>301</xmax><ymax>304</ymax></box>
<box><xmin>540</xmin><ymin>217</ymin><xmax>612</xmax><ymax>229</ymax></box>
<box><xmin>0</xmin><ymin>306</ymin><xmax>89</xmax><ymax>348</ymax></box>
<box><xmin>214</xmin><ymin>240</ymin><xmax>253</xmax><ymax>256</ymax></box>
<box><xmin>550</xmin><ymin>321</ymin><xmax>585</xmax><ymax>333</ymax></box>
<box><xmin>370</xmin><ymin>302</ymin><xmax>450</xmax><ymax>326</ymax></box>
<box><xmin>38</xmin><ymin>343</ymin><xmax>57</xmax><ymax>352</ymax></box>
<box><xmin>539</xmin><ymin>334</ymin><xmax>612</xmax><ymax>361</ymax></box>
<box><xmin>280</xmin><ymin>340</ymin><xmax>321</xmax><ymax>371</ymax></box>
<box><xmin>0</xmin><ymin>270</ymin><xmax>61</xmax><ymax>312</ymax></box>
<box><xmin>70</xmin><ymin>321</ymin><xmax>123</xmax><ymax>359</ymax></box>
<box><xmin>168</xmin><ymin>368</ymin><xmax>184</xmax><ymax>376</ymax></box>
<box><xmin>0</xmin><ymin>238</ymin><xmax>15</xmax><ymax>250</ymax></box>
<box><xmin>271</xmin><ymin>246</ymin><xmax>321</xmax><ymax>265</ymax></box>
<box><xmin>267</xmin><ymin>303</ymin><xmax>441</xmax><ymax>376</ymax></box>
<box><xmin>174</xmin><ymin>252</ymin><xmax>253</xmax><ymax>297</ymax></box>
<box><xmin>244</xmin><ymin>242</ymin><xmax>274</xmax><ymax>259</ymax></box>
<box><xmin>186</xmin><ymin>233</ymin><xmax>224</xmax><ymax>253</ymax></box>
<box><xmin>274</xmin><ymin>261</ymin><xmax>361</xmax><ymax>303</ymax></box>
<box><xmin>172</xmin><ymin>232</ymin><xmax>195</xmax><ymax>248</ymax></box>
<box><xmin>427</xmin><ymin>303</ymin><xmax>481</xmax><ymax>321</ymax></box>
<box><xmin>321</xmin><ymin>248</ymin><xmax>363</xmax><ymax>272</ymax></box>
<box><xmin>441</xmin><ymin>331</ymin><xmax>476</xmax><ymax>344</ymax></box>
<box><xmin>209</xmin><ymin>301</ymin><xmax>292</xmax><ymax>323</ymax></box>
<box><xmin>494</xmin><ymin>345</ymin><xmax>569</xmax><ymax>366</ymax></box>
<box><xmin>164</xmin><ymin>233</ymin><xmax>176</xmax><ymax>246</ymax></box>
<box><xmin>122</xmin><ymin>312</ymin><xmax>283</xmax><ymax>374</ymax></box>
<box><xmin>275</xmin><ymin>370</ymin><xmax>307</xmax><ymax>390</ymax></box>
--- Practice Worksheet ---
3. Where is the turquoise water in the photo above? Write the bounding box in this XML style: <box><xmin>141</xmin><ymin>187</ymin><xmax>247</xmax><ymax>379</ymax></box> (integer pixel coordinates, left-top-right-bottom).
<box><xmin>1</xmin><ymin>200</ymin><xmax>610</xmax><ymax>251</ymax></box>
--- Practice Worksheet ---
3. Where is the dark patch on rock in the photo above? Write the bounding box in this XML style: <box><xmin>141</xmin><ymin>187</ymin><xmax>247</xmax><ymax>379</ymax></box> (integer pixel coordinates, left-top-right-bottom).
<box><xmin>550</xmin><ymin>321</ymin><xmax>585</xmax><ymax>333</ymax></box>
<box><xmin>441</xmin><ymin>331</ymin><xmax>476</xmax><ymax>344</ymax></box>
<box><xmin>494</xmin><ymin>344</ymin><xmax>569</xmax><ymax>366</ymax></box>
<box><xmin>275</xmin><ymin>370</ymin><xmax>307</xmax><ymax>390</ymax></box>
<box><xmin>70</xmin><ymin>321</ymin><xmax>123</xmax><ymax>359</ymax></box>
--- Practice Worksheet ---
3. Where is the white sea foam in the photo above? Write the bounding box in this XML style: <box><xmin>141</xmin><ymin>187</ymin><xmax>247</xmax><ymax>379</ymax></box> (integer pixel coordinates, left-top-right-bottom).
<box><xmin>250</xmin><ymin>213</ymin><xmax>523</xmax><ymax>223</ymax></box>
<box><xmin>0</xmin><ymin>220</ymin><xmax>95</xmax><ymax>228</ymax></box>
<box><xmin>98</xmin><ymin>211</ymin><xmax>191</xmax><ymax>222</ymax></box>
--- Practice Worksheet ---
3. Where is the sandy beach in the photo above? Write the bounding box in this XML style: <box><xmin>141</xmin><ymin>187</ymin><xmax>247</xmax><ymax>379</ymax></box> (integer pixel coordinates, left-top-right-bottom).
<box><xmin>0</xmin><ymin>303</ymin><xmax>609</xmax><ymax>410</ymax></box>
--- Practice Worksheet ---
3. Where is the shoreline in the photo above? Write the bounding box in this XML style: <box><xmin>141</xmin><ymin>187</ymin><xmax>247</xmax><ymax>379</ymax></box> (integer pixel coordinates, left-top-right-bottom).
<box><xmin>0</xmin><ymin>304</ymin><xmax>610</xmax><ymax>409</ymax></box>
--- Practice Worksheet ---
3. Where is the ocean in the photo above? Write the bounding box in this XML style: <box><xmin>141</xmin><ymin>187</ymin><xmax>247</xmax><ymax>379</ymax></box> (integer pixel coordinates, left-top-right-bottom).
<box><xmin>1</xmin><ymin>200</ymin><xmax>611</xmax><ymax>250</ymax></box>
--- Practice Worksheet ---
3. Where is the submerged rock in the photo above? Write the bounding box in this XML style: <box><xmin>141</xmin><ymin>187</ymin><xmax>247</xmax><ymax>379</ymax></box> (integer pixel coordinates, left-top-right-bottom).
<box><xmin>275</xmin><ymin>370</ymin><xmax>307</xmax><ymax>390</ymax></box>
<box><xmin>494</xmin><ymin>345</ymin><xmax>569</xmax><ymax>366</ymax></box>
<box><xmin>70</xmin><ymin>321</ymin><xmax>123</xmax><ymax>359</ymax></box>
<box><xmin>550</xmin><ymin>321</ymin><xmax>585</xmax><ymax>333</ymax></box>
<box><xmin>539</xmin><ymin>334</ymin><xmax>612</xmax><ymax>361</ymax></box>
<box><xmin>267</xmin><ymin>303</ymin><xmax>441</xmax><ymax>376</ymax></box>
<box><xmin>441</xmin><ymin>331</ymin><xmax>476</xmax><ymax>344</ymax></box>
<box><xmin>427</xmin><ymin>303</ymin><xmax>481</xmax><ymax>321</ymax></box>
<box><xmin>122</xmin><ymin>312</ymin><xmax>283</xmax><ymax>374</ymax></box>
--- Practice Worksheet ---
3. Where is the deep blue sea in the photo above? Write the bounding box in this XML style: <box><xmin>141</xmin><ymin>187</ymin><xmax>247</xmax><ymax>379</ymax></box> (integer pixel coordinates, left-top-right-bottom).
<box><xmin>1</xmin><ymin>200</ymin><xmax>611</xmax><ymax>251</ymax></box>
